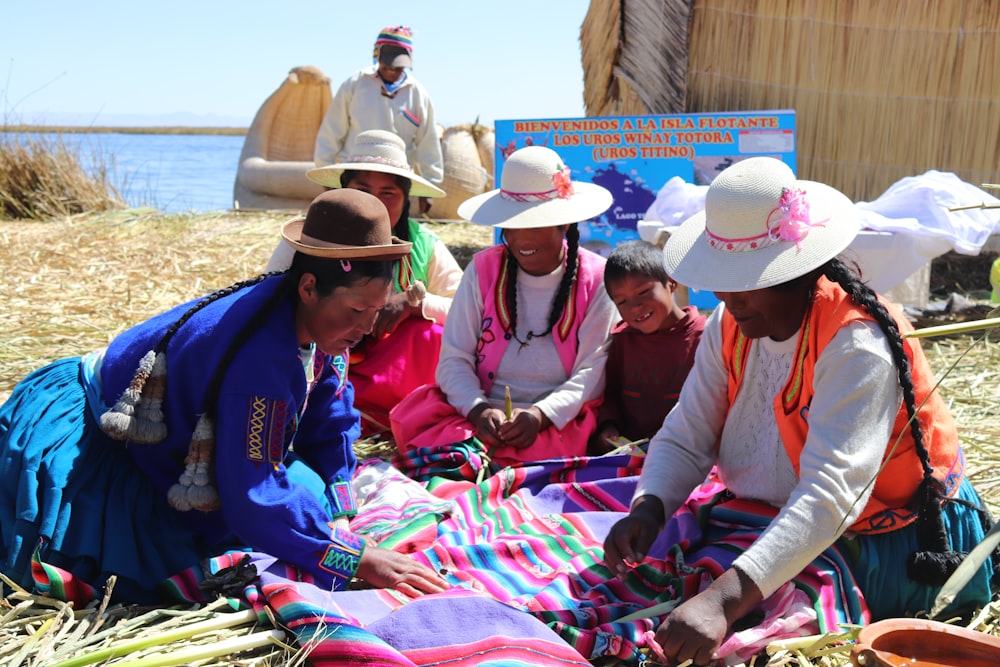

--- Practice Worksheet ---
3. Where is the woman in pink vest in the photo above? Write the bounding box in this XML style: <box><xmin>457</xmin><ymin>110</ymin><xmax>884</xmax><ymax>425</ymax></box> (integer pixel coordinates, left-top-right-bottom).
<box><xmin>267</xmin><ymin>130</ymin><xmax>463</xmax><ymax>437</ymax></box>
<box><xmin>391</xmin><ymin>146</ymin><xmax>618</xmax><ymax>472</ymax></box>
<box><xmin>604</xmin><ymin>157</ymin><xmax>995</xmax><ymax>665</ymax></box>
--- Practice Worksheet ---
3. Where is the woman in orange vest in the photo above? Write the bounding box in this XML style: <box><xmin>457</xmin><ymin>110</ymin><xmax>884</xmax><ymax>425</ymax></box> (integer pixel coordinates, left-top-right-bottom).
<box><xmin>604</xmin><ymin>157</ymin><xmax>995</xmax><ymax>665</ymax></box>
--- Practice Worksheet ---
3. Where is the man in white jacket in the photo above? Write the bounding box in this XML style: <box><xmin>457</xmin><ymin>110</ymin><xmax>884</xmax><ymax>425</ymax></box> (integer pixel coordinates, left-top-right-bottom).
<box><xmin>314</xmin><ymin>25</ymin><xmax>444</xmax><ymax>213</ymax></box>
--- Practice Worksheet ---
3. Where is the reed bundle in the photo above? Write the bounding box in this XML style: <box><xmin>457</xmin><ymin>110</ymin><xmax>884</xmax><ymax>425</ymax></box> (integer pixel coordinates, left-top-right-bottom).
<box><xmin>245</xmin><ymin>66</ymin><xmax>331</xmax><ymax>163</ymax></box>
<box><xmin>434</xmin><ymin>123</ymin><xmax>495</xmax><ymax>220</ymax></box>
<box><xmin>581</xmin><ymin>0</ymin><xmax>1000</xmax><ymax>203</ymax></box>
<box><xmin>0</xmin><ymin>133</ymin><xmax>125</xmax><ymax>219</ymax></box>
<box><xmin>581</xmin><ymin>0</ymin><xmax>622</xmax><ymax>116</ymax></box>
<box><xmin>582</xmin><ymin>0</ymin><xmax>693</xmax><ymax>117</ymax></box>
<box><xmin>0</xmin><ymin>575</ymin><xmax>297</xmax><ymax>666</ymax></box>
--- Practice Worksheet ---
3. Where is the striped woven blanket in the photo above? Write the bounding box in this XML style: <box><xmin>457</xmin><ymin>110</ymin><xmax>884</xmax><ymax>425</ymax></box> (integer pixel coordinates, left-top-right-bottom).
<box><xmin>30</xmin><ymin>454</ymin><xmax>869</xmax><ymax>665</ymax></box>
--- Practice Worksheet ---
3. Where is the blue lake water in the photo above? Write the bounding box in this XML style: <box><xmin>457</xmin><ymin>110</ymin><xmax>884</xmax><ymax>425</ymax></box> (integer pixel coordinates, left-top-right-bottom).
<box><xmin>10</xmin><ymin>132</ymin><xmax>247</xmax><ymax>213</ymax></box>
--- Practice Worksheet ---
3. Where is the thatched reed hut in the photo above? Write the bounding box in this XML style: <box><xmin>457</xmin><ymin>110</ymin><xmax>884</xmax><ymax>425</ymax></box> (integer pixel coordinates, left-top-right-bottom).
<box><xmin>581</xmin><ymin>0</ymin><xmax>1000</xmax><ymax>202</ymax></box>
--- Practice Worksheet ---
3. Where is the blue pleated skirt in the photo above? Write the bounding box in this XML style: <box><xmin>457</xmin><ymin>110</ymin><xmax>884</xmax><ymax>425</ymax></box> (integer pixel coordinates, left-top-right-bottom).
<box><xmin>851</xmin><ymin>478</ymin><xmax>995</xmax><ymax>619</ymax></box>
<box><xmin>0</xmin><ymin>358</ymin><xmax>217</xmax><ymax>603</ymax></box>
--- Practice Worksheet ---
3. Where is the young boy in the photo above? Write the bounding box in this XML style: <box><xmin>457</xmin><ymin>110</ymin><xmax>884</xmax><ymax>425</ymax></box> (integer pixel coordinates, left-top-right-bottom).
<box><xmin>591</xmin><ymin>240</ymin><xmax>706</xmax><ymax>453</ymax></box>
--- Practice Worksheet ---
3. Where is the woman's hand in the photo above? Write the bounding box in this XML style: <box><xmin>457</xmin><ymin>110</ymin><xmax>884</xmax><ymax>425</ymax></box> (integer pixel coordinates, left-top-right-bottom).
<box><xmin>371</xmin><ymin>293</ymin><xmax>420</xmax><ymax>339</ymax></box>
<box><xmin>468</xmin><ymin>404</ymin><xmax>508</xmax><ymax>449</ymax></box>
<box><xmin>653</xmin><ymin>593</ymin><xmax>728</xmax><ymax>666</ymax></box>
<box><xmin>589</xmin><ymin>423</ymin><xmax>622</xmax><ymax>455</ymax></box>
<box><xmin>652</xmin><ymin>568</ymin><xmax>763</xmax><ymax>666</ymax></box>
<box><xmin>496</xmin><ymin>407</ymin><xmax>549</xmax><ymax>449</ymax></box>
<box><xmin>355</xmin><ymin>546</ymin><xmax>450</xmax><ymax>597</ymax></box>
<box><xmin>603</xmin><ymin>495</ymin><xmax>664</xmax><ymax>579</ymax></box>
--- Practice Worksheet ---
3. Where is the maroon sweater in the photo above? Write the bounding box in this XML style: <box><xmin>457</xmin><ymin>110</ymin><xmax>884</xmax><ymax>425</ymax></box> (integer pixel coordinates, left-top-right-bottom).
<box><xmin>597</xmin><ymin>305</ymin><xmax>705</xmax><ymax>442</ymax></box>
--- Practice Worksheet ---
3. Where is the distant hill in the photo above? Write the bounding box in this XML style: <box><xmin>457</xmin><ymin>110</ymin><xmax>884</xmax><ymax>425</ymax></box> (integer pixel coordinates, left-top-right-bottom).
<box><xmin>13</xmin><ymin>111</ymin><xmax>251</xmax><ymax>129</ymax></box>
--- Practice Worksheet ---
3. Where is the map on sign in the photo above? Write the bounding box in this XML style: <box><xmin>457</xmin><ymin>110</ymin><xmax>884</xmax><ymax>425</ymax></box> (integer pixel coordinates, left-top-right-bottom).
<box><xmin>494</xmin><ymin>111</ymin><xmax>797</xmax><ymax>256</ymax></box>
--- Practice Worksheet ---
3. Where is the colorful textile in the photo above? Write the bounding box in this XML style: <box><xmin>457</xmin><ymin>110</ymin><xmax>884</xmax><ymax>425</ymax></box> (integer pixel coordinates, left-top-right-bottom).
<box><xmin>319</xmin><ymin>527</ymin><xmax>367</xmax><ymax>587</ymax></box>
<box><xmin>375</xmin><ymin>26</ymin><xmax>414</xmax><ymax>54</ymax></box>
<box><xmin>390</xmin><ymin>436</ymin><xmax>493</xmax><ymax>483</ymax></box>
<box><xmin>17</xmin><ymin>455</ymin><xmax>872</xmax><ymax>665</ymax></box>
<box><xmin>391</xmin><ymin>384</ymin><xmax>602</xmax><ymax>469</ymax></box>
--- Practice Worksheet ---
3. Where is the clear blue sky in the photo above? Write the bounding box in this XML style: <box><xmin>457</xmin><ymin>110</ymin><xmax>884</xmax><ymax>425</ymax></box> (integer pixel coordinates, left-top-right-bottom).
<box><xmin>2</xmin><ymin>1</ymin><xmax>591</xmax><ymax>129</ymax></box>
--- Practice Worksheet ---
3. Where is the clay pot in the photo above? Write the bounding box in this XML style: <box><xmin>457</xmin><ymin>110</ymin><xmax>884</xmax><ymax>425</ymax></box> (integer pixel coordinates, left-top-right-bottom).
<box><xmin>850</xmin><ymin>618</ymin><xmax>1000</xmax><ymax>667</ymax></box>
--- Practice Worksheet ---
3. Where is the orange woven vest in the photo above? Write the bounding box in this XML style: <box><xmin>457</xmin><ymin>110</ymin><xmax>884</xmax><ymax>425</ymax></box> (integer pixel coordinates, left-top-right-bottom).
<box><xmin>720</xmin><ymin>277</ymin><xmax>962</xmax><ymax>534</ymax></box>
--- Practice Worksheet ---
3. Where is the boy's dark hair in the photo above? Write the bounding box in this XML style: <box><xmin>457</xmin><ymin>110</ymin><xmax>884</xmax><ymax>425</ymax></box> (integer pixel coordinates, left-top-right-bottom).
<box><xmin>604</xmin><ymin>240</ymin><xmax>670</xmax><ymax>288</ymax></box>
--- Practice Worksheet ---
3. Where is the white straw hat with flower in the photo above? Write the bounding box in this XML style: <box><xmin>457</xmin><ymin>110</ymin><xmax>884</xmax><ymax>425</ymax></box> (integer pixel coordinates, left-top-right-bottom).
<box><xmin>458</xmin><ymin>145</ymin><xmax>613</xmax><ymax>229</ymax></box>
<box><xmin>663</xmin><ymin>157</ymin><xmax>860</xmax><ymax>292</ymax></box>
<box><xmin>306</xmin><ymin>129</ymin><xmax>445</xmax><ymax>198</ymax></box>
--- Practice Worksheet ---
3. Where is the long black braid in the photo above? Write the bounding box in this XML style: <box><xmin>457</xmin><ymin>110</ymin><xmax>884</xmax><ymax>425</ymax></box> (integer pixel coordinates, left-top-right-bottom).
<box><xmin>503</xmin><ymin>224</ymin><xmax>580</xmax><ymax>347</ymax></box>
<box><xmin>152</xmin><ymin>273</ymin><xmax>283</xmax><ymax>356</ymax></box>
<box><xmin>820</xmin><ymin>258</ymin><xmax>934</xmax><ymax>480</ymax></box>
<box><xmin>196</xmin><ymin>255</ymin><xmax>394</xmax><ymax>423</ymax></box>
<box><xmin>819</xmin><ymin>257</ymin><xmax>980</xmax><ymax>587</ymax></box>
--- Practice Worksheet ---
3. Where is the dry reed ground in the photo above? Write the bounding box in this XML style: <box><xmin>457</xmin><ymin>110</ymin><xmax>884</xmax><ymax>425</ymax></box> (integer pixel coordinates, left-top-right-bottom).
<box><xmin>1</xmin><ymin>210</ymin><xmax>997</xmax><ymax>507</ymax></box>
<box><xmin>0</xmin><ymin>209</ymin><xmax>1000</xmax><ymax>505</ymax></box>
<box><xmin>0</xmin><ymin>209</ymin><xmax>491</xmax><ymax>402</ymax></box>
<box><xmin>1</xmin><ymin>211</ymin><xmax>999</xmax><ymax>666</ymax></box>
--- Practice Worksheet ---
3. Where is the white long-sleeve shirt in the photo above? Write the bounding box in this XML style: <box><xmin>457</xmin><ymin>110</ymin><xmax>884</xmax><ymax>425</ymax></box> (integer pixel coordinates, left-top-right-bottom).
<box><xmin>636</xmin><ymin>303</ymin><xmax>901</xmax><ymax>598</ymax></box>
<box><xmin>313</xmin><ymin>67</ymin><xmax>443</xmax><ymax>185</ymax></box>
<box><xmin>436</xmin><ymin>258</ymin><xmax>617</xmax><ymax>429</ymax></box>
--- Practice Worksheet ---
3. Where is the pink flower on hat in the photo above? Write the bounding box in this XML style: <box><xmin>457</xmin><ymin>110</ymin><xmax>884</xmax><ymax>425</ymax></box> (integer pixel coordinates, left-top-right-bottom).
<box><xmin>552</xmin><ymin>164</ymin><xmax>574</xmax><ymax>199</ymax></box>
<box><xmin>767</xmin><ymin>187</ymin><xmax>824</xmax><ymax>249</ymax></box>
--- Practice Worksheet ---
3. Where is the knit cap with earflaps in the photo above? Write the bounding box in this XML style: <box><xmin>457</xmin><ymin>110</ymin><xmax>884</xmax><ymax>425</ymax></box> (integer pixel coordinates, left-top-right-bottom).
<box><xmin>100</xmin><ymin>349</ymin><xmax>168</xmax><ymax>443</ymax></box>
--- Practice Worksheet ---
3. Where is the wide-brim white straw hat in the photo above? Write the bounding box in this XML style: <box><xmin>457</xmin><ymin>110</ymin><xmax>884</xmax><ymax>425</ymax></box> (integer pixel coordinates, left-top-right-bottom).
<box><xmin>458</xmin><ymin>145</ymin><xmax>613</xmax><ymax>229</ymax></box>
<box><xmin>306</xmin><ymin>129</ymin><xmax>445</xmax><ymax>199</ymax></box>
<box><xmin>663</xmin><ymin>157</ymin><xmax>860</xmax><ymax>292</ymax></box>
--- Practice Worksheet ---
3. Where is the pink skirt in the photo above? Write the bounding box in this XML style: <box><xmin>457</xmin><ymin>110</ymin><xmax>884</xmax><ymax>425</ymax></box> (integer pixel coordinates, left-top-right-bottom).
<box><xmin>390</xmin><ymin>383</ymin><xmax>600</xmax><ymax>468</ymax></box>
<box><xmin>350</xmin><ymin>317</ymin><xmax>443</xmax><ymax>437</ymax></box>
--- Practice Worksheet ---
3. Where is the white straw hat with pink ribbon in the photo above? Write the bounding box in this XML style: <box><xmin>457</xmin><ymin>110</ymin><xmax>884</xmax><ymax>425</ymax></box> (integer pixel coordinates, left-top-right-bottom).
<box><xmin>663</xmin><ymin>156</ymin><xmax>860</xmax><ymax>292</ymax></box>
<box><xmin>458</xmin><ymin>145</ymin><xmax>612</xmax><ymax>229</ymax></box>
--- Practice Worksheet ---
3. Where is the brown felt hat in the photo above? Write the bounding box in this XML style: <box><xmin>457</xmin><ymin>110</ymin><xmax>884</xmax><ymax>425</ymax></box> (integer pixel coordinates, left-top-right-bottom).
<box><xmin>281</xmin><ymin>189</ymin><xmax>412</xmax><ymax>260</ymax></box>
